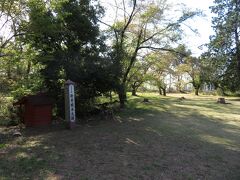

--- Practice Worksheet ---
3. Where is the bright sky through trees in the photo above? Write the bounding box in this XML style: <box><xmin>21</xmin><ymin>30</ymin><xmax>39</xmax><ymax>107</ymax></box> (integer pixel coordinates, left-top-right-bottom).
<box><xmin>173</xmin><ymin>0</ymin><xmax>214</xmax><ymax>56</ymax></box>
<box><xmin>100</xmin><ymin>0</ymin><xmax>214</xmax><ymax>57</ymax></box>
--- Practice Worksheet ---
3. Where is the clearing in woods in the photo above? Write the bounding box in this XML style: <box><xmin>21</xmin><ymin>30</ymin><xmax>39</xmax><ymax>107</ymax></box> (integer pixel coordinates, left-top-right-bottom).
<box><xmin>0</xmin><ymin>93</ymin><xmax>240</xmax><ymax>179</ymax></box>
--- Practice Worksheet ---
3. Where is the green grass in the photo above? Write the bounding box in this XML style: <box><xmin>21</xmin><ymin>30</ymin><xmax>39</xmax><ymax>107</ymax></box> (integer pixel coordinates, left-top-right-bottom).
<box><xmin>0</xmin><ymin>93</ymin><xmax>240</xmax><ymax>179</ymax></box>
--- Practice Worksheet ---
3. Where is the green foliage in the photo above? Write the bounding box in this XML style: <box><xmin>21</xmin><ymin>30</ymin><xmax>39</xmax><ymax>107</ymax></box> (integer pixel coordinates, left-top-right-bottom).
<box><xmin>0</xmin><ymin>40</ymin><xmax>44</xmax><ymax>100</ymax></box>
<box><xmin>206</xmin><ymin>0</ymin><xmax>240</xmax><ymax>91</ymax></box>
<box><xmin>0</xmin><ymin>1</ymin><xmax>42</xmax><ymax>124</ymax></box>
<box><xmin>0</xmin><ymin>143</ymin><xmax>6</xmax><ymax>149</ymax></box>
<box><xmin>147</xmin><ymin>51</ymin><xmax>174</xmax><ymax>95</ymax></box>
<box><xmin>108</xmin><ymin>0</ymin><xmax>201</xmax><ymax>106</ymax></box>
<box><xmin>0</xmin><ymin>78</ymin><xmax>13</xmax><ymax>94</ymax></box>
<box><xmin>0</xmin><ymin>0</ymin><xmax>25</xmax><ymax>50</ymax></box>
<box><xmin>128</xmin><ymin>59</ymin><xmax>153</xmax><ymax>95</ymax></box>
<box><xmin>184</xmin><ymin>57</ymin><xmax>204</xmax><ymax>95</ymax></box>
<box><xmin>216</xmin><ymin>87</ymin><xmax>225</xmax><ymax>96</ymax></box>
<box><xmin>21</xmin><ymin>0</ymin><xmax>118</xmax><ymax>117</ymax></box>
<box><xmin>0</xmin><ymin>0</ymin><xmax>209</xmax><ymax>121</ymax></box>
<box><xmin>0</xmin><ymin>95</ymin><xmax>19</xmax><ymax>126</ymax></box>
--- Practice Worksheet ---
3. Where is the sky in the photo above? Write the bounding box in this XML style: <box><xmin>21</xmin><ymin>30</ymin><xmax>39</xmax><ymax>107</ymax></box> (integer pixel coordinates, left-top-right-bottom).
<box><xmin>172</xmin><ymin>0</ymin><xmax>215</xmax><ymax>56</ymax></box>
<box><xmin>100</xmin><ymin>0</ymin><xmax>215</xmax><ymax>57</ymax></box>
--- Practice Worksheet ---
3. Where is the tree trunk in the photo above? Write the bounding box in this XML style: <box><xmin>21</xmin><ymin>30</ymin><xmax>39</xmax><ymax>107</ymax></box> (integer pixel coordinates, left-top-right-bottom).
<box><xmin>195</xmin><ymin>87</ymin><xmax>199</xmax><ymax>96</ymax></box>
<box><xmin>158</xmin><ymin>86</ymin><xmax>162</xmax><ymax>95</ymax></box>
<box><xmin>234</xmin><ymin>0</ymin><xmax>240</xmax><ymax>74</ymax></box>
<box><xmin>162</xmin><ymin>88</ymin><xmax>166</xmax><ymax>96</ymax></box>
<box><xmin>169</xmin><ymin>74</ymin><xmax>172</xmax><ymax>92</ymax></box>
<box><xmin>235</xmin><ymin>26</ymin><xmax>240</xmax><ymax>74</ymax></box>
<box><xmin>132</xmin><ymin>88</ymin><xmax>137</xmax><ymax>96</ymax></box>
<box><xmin>118</xmin><ymin>84</ymin><xmax>127</xmax><ymax>108</ymax></box>
<box><xmin>177</xmin><ymin>76</ymin><xmax>180</xmax><ymax>91</ymax></box>
<box><xmin>109</xmin><ymin>91</ymin><xmax>112</xmax><ymax>102</ymax></box>
<box><xmin>131</xmin><ymin>83</ymin><xmax>137</xmax><ymax>96</ymax></box>
<box><xmin>26</xmin><ymin>61</ymin><xmax>31</xmax><ymax>79</ymax></box>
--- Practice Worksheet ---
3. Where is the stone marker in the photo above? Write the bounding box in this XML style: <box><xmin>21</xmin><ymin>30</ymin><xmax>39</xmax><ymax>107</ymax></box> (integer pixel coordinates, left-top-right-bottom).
<box><xmin>65</xmin><ymin>80</ymin><xmax>76</xmax><ymax>129</ymax></box>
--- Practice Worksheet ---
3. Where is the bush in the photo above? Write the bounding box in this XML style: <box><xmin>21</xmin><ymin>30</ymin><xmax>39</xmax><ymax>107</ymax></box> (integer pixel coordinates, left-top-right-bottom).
<box><xmin>216</xmin><ymin>88</ymin><xmax>225</xmax><ymax>96</ymax></box>
<box><xmin>11</xmin><ymin>87</ymin><xmax>32</xmax><ymax>100</ymax></box>
<box><xmin>201</xmin><ymin>91</ymin><xmax>217</xmax><ymax>96</ymax></box>
<box><xmin>0</xmin><ymin>95</ymin><xmax>19</xmax><ymax>126</ymax></box>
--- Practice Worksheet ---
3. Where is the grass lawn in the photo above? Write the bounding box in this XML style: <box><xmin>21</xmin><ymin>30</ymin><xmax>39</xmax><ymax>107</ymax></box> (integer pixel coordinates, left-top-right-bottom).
<box><xmin>0</xmin><ymin>93</ymin><xmax>240</xmax><ymax>179</ymax></box>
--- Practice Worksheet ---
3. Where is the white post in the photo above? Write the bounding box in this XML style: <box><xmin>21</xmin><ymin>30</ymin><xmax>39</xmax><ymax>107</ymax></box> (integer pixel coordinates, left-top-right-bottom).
<box><xmin>65</xmin><ymin>80</ymin><xmax>76</xmax><ymax>129</ymax></box>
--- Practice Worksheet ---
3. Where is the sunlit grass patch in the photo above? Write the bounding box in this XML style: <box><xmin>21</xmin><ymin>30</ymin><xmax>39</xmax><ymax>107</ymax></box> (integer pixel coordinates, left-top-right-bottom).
<box><xmin>200</xmin><ymin>135</ymin><xmax>240</xmax><ymax>151</ymax></box>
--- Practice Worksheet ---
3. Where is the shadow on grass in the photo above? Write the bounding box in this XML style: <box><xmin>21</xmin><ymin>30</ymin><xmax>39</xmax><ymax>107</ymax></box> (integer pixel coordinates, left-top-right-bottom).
<box><xmin>228</xmin><ymin>98</ymin><xmax>240</xmax><ymax>101</ymax></box>
<box><xmin>1</xmin><ymin>94</ymin><xmax>240</xmax><ymax>179</ymax></box>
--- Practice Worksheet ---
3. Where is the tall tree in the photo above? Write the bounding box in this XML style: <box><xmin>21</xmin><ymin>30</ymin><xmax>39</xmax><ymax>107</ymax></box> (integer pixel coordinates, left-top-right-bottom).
<box><xmin>171</xmin><ymin>44</ymin><xmax>191</xmax><ymax>92</ymax></box>
<box><xmin>182</xmin><ymin>57</ymin><xmax>204</xmax><ymax>95</ymax></box>
<box><xmin>22</xmin><ymin>0</ymin><xmax>118</xmax><ymax>116</ymax></box>
<box><xmin>208</xmin><ymin>0</ymin><xmax>240</xmax><ymax>91</ymax></box>
<box><xmin>102</xmin><ymin>0</ymin><xmax>201</xmax><ymax>107</ymax></box>
<box><xmin>0</xmin><ymin>1</ymin><xmax>40</xmax><ymax>97</ymax></box>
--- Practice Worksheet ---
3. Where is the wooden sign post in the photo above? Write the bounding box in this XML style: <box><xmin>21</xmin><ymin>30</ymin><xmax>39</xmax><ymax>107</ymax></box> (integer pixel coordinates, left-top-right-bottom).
<box><xmin>65</xmin><ymin>80</ymin><xmax>76</xmax><ymax>129</ymax></box>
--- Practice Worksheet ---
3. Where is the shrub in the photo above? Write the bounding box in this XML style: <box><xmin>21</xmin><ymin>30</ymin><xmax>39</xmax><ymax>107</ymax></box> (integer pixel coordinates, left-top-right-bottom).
<box><xmin>0</xmin><ymin>95</ymin><xmax>19</xmax><ymax>126</ymax></box>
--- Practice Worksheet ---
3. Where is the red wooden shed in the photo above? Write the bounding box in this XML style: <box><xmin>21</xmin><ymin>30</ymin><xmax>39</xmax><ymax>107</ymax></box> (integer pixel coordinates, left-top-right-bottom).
<box><xmin>14</xmin><ymin>93</ymin><xmax>54</xmax><ymax>127</ymax></box>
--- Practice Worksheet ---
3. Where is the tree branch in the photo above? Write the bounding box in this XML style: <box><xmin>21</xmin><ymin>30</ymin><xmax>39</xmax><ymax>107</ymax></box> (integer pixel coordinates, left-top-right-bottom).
<box><xmin>138</xmin><ymin>46</ymin><xmax>188</xmax><ymax>57</ymax></box>
<box><xmin>0</xmin><ymin>32</ymin><xmax>25</xmax><ymax>49</ymax></box>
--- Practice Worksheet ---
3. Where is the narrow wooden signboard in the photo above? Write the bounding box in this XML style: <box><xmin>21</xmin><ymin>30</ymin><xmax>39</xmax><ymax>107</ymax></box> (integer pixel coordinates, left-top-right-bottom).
<box><xmin>65</xmin><ymin>80</ymin><xmax>76</xmax><ymax>129</ymax></box>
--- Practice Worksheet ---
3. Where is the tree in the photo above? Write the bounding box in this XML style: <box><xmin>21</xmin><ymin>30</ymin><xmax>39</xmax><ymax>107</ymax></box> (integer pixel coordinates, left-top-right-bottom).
<box><xmin>170</xmin><ymin>45</ymin><xmax>205</xmax><ymax>95</ymax></box>
<box><xmin>0</xmin><ymin>41</ymin><xmax>43</xmax><ymax>97</ymax></box>
<box><xmin>200</xmin><ymin>53</ymin><xmax>222</xmax><ymax>90</ymax></box>
<box><xmin>22</xmin><ymin>0</ymin><xmax>118</xmax><ymax>116</ymax></box>
<box><xmin>184</xmin><ymin>57</ymin><xmax>204</xmax><ymax>95</ymax></box>
<box><xmin>0</xmin><ymin>0</ymin><xmax>25</xmax><ymax>57</ymax></box>
<box><xmin>102</xmin><ymin>0</ymin><xmax>201</xmax><ymax>107</ymax></box>
<box><xmin>207</xmin><ymin>0</ymin><xmax>240</xmax><ymax>91</ymax></box>
<box><xmin>171</xmin><ymin>45</ymin><xmax>192</xmax><ymax>92</ymax></box>
<box><xmin>148</xmin><ymin>51</ymin><xmax>174</xmax><ymax>96</ymax></box>
<box><xmin>0</xmin><ymin>1</ymin><xmax>42</xmax><ymax>97</ymax></box>
<box><xmin>127</xmin><ymin>57</ymin><xmax>153</xmax><ymax>96</ymax></box>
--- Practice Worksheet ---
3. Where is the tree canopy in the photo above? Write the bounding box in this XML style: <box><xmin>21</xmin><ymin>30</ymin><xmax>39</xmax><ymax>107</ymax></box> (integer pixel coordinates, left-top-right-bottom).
<box><xmin>1</xmin><ymin>0</ymin><xmax>231</xmax><ymax>120</ymax></box>
<box><xmin>102</xmin><ymin>0</ymin><xmax>201</xmax><ymax>107</ymax></box>
<box><xmin>206</xmin><ymin>0</ymin><xmax>240</xmax><ymax>92</ymax></box>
